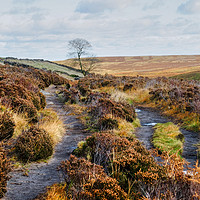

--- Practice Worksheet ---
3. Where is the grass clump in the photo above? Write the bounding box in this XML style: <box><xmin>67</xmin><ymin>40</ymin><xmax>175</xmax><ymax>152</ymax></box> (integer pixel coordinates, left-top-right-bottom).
<box><xmin>113</xmin><ymin>117</ymin><xmax>140</xmax><ymax>137</ymax></box>
<box><xmin>153</xmin><ymin>122</ymin><xmax>184</xmax><ymax>156</ymax></box>
<box><xmin>34</xmin><ymin>184</ymin><xmax>67</xmax><ymax>200</ymax></box>
<box><xmin>39</xmin><ymin>109</ymin><xmax>65</xmax><ymax>145</ymax></box>
<box><xmin>12</xmin><ymin>112</ymin><xmax>28</xmax><ymax>138</ymax></box>
<box><xmin>127</xmin><ymin>88</ymin><xmax>151</xmax><ymax>104</ymax></box>
<box><xmin>14</xmin><ymin>126</ymin><xmax>53</xmax><ymax>163</ymax></box>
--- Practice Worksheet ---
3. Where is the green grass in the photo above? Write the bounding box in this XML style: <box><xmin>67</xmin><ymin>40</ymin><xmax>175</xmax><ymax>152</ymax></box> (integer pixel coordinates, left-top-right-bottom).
<box><xmin>153</xmin><ymin>122</ymin><xmax>184</xmax><ymax>156</ymax></box>
<box><xmin>3</xmin><ymin>57</ymin><xmax>84</xmax><ymax>78</ymax></box>
<box><xmin>171</xmin><ymin>71</ymin><xmax>200</xmax><ymax>80</ymax></box>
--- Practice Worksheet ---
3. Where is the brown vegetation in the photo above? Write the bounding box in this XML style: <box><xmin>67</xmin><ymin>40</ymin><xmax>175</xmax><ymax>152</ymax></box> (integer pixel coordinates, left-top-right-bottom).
<box><xmin>56</xmin><ymin>55</ymin><xmax>200</xmax><ymax>77</ymax></box>
<box><xmin>0</xmin><ymin>146</ymin><xmax>10</xmax><ymax>198</ymax></box>
<box><xmin>0</xmin><ymin>63</ymin><xmax>67</xmax><ymax>197</ymax></box>
<box><xmin>14</xmin><ymin>126</ymin><xmax>54</xmax><ymax>162</ymax></box>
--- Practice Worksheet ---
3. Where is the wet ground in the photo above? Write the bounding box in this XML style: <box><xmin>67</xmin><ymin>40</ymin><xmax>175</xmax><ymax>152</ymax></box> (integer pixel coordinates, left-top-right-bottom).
<box><xmin>3</xmin><ymin>87</ymin><xmax>200</xmax><ymax>199</ymax></box>
<box><xmin>3</xmin><ymin>85</ymin><xmax>88</xmax><ymax>200</ymax></box>
<box><xmin>135</xmin><ymin>107</ymin><xmax>200</xmax><ymax>168</ymax></box>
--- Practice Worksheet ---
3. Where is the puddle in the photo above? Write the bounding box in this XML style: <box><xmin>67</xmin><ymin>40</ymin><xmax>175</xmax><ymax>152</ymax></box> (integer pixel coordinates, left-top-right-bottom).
<box><xmin>40</xmin><ymin>90</ymin><xmax>51</xmax><ymax>95</ymax></box>
<box><xmin>135</xmin><ymin>109</ymin><xmax>141</xmax><ymax>113</ymax></box>
<box><xmin>144</xmin><ymin>122</ymin><xmax>157</xmax><ymax>126</ymax></box>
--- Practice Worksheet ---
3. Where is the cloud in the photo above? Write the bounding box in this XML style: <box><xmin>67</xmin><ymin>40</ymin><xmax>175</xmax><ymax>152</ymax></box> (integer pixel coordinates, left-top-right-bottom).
<box><xmin>75</xmin><ymin>0</ymin><xmax>132</xmax><ymax>14</ymax></box>
<box><xmin>75</xmin><ymin>1</ymin><xmax>110</xmax><ymax>14</ymax></box>
<box><xmin>12</xmin><ymin>0</ymin><xmax>38</xmax><ymax>4</ymax></box>
<box><xmin>143</xmin><ymin>0</ymin><xmax>165</xmax><ymax>10</ymax></box>
<box><xmin>178</xmin><ymin>0</ymin><xmax>200</xmax><ymax>14</ymax></box>
<box><xmin>5</xmin><ymin>7</ymin><xmax>44</xmax><ymax>15</ymax></box>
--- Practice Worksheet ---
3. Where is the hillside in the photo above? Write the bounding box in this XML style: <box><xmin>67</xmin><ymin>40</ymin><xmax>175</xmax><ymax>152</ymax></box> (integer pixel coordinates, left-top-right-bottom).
<box><xmin>2</xmin><ymin>57</ymin><xmax>84</xmax><ymax>79</ymax></box>
<box><xmin>56</xmin><ymin>55</ymin><xmax>200</xmax><ymax>77</ymax></box>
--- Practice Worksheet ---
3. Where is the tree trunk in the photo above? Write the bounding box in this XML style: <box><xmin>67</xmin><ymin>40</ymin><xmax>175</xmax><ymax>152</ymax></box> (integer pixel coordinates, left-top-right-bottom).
<box><xmin>78</xmin><ymin>55</ymin><xmax>84</xmax><ymax>74</ymax></box>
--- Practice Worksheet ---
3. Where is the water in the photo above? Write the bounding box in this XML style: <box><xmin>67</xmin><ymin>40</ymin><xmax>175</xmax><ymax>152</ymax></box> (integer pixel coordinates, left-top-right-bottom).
<box><xmin>135</xmin><ymin>107</ymin><xmax>200</xmax><ymax>168</ymax></box>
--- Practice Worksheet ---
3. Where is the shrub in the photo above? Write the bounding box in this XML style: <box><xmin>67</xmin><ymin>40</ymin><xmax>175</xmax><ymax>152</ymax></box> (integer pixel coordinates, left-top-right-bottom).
<box><xmin>97</xmin><ymin>117</ymin><xmax>119</xmax><ymax>131</ymax></box>
<box><xmin>0</xmin><ymin>146</ymin><xmax>11</xmax><ymax>198</ymax></box>
<box><xmin>39</xmin><ymin>92</ymin><xmax>46</xmax><ymax>109</ymax></box>
<box><xmin>90</xmin><ymin>98</ymin><xmax>136</xmax><ymax>123</ymax></box>
<box><xmin>0</xmin><ymin>111</ymin><xmax>15</xmax><ymax>141</ymax></box>
<box><xmin>14</xmin><ymin>126</ymin><xmax>53</xmax><ymax>162</ymax></box>
<box><xmin>60</xmin><ymin>155</ymin><xmax>128</xmax><ymax>200</ymax></box>
<box><xmin>74</xmin><ymin>132</ymin><xmax>165</xmax><ymax>197</ymax></box>
<box><xmin>62</xmin><ymin>88</ymin><xmax>80</xmax><ymax>104</ymax></box>
<box><xmin>9</xmin><ymin>97</ymin><xmax>38</xmax><ymax>123</ymax></box>
<box><xmin>31</xmin><ymin>95</ymin><xmax>41</xmax><ymax>110</ymax></box>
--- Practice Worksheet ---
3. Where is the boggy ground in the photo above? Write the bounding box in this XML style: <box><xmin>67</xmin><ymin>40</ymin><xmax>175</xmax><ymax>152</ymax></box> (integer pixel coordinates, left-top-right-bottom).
<box><xmin>135</xmin><ymin>107</ymin><xmax>200</xmax><ymax>168</ymax></box>
<box><xmin>3</xmin><ymin>85</ymin><xmax>88</xmax><ymax>200</ymax></box>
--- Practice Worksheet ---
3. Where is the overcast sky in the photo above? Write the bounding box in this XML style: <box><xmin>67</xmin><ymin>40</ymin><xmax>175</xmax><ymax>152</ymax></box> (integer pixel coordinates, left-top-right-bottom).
<box><xmin>0</xmin><ymin>0</ymin><xmax>200</xmax><ymax>60</ymax></box>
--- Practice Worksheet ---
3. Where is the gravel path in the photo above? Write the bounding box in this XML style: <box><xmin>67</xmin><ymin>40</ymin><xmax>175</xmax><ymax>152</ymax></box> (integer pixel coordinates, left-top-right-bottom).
<box><xmin>3</xmin><ymin>85</ymin><xmax>88</xmax><ymax>200</ymax></box>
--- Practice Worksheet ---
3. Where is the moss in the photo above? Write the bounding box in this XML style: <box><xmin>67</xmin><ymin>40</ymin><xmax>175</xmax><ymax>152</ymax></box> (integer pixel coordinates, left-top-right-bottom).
<box><xmin>153</xmin><ymin>122</ymin><xmax>184</xmax><ymax>156</ymax></box>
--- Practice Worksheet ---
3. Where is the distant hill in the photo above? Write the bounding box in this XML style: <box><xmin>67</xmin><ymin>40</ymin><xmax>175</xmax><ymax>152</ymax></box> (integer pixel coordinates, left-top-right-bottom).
<box><xmin>55</xmin><ymin>55</ymin><xmax>200</xmax><ymax>77</ymax></box>
<box><xmin>2</xmin><ymin>57</ymin><xmax>84</xmax><ymax>79</ymax></box>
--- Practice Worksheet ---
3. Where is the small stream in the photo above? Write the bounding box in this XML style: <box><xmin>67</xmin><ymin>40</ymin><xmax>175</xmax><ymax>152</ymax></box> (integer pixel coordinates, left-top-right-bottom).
<box><xmin>135</xmin><ymin>107</ymin><xmax>200</xmax><ymax>168</ymax></box>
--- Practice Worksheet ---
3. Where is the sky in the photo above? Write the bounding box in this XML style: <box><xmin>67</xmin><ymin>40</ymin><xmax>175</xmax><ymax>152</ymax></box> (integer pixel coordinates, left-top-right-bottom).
<box><xmin>0</xmin><ymin>0</ymin><xmax>200</xmax><ymax>60</ymax></box>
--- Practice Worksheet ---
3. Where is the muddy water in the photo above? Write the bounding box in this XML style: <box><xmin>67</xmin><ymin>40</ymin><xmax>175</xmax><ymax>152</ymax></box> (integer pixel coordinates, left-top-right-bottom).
<box><xmin>3</xmin><ymin>85</ymin><xmax>88</xmax><ymax>200</ymax></box>
<box><xmin>135</xmin><ymin>107</ymin><xmax>200</xmax><ymax>168</ymax></box>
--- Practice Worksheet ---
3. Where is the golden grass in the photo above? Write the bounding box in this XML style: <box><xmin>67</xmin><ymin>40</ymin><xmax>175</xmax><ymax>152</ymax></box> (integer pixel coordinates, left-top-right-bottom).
<box><xmin>39</xmin><ymin>109</ymin><xmax>65</xmax><ymax>145</ymax></box>
<box><xmin>35</xmin><ymin>184</ymin><xmax>67</xmax><ymax>200</ymax></box>
<box><xmin>96</xmin><ymin>87</ymin><xmax>151</xmax><ymax>105</ymax></box>
<box><xmin>110</xmin><ymin>90</ymin><xmax>129</xmax><ymax>104</ymax></box>
<box><xmin>55</xmin><ymin>55</ymin><xmax>200</xmax><ymax>78</ymax></box>
<box><xmin>12</xmin><ymin>113</ymin><xmax>29</xmax><ymax>138</ymax></box>
<box><xmin>126</xmin><ymin>89</ymin><xmax>151</xmax><ymax>104</ymax></box>
<box><xmin>113</xmin><ymin>117</ymin><xmax>140</xmax><ymax>137</ymax></box>
<box><xmin>39</xmin><ymin>120</ymin><xmax>65</xmax><ymax>145</ymax></box>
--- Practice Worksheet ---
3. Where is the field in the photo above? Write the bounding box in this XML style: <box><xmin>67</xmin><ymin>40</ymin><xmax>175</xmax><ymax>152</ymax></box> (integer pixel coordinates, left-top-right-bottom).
<box><xmin>56</xmin><ymin>55</ymin><xmax>200</xmax><ymax>77</ymax></box>
<box><xmin>2</xmin><ymin>57</ymin><xmax>84</xmax><ymax>79</ymax></box>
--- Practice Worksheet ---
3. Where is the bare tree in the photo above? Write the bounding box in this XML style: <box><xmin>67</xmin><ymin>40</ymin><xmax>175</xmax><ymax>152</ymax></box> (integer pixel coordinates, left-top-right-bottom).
<box><xmin>67</xmin><ymin>38</ymin><xmax>98</xmax><ymax>76</ymax></box>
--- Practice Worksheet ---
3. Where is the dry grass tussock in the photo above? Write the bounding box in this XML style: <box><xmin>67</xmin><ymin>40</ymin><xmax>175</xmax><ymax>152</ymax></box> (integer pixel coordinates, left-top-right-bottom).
<box><xmin>35</xmin><ymin>184</ymin><xmax>67</xmax><ymax>200</ymax></box>
<box><xmin>11</xmin><ymin>109</ymin><xmax>65</xmax><ymax>145</ymax></box>
<box><xmin>110</xmin><ymin>89</ymin><xmax>129</xmax><ymax>103</ymax></box>
<box><xmin>126</xmin><ymin>88</ymin><xmax>151</xmax><ymax>104</ymax></box>
<box><xmin>112</xmin><ymin>116</ymin><xmax>140</xmax><ymax>137</ymax></box>
<box><xmin>99</xmin><ymin>87</ymin><xmax>151</xmax><ymax>105</ymax></box>
<box><xmin>12</xmin><ymin>113</ymin><xmax>29</xmax><ymax>138</ymax></box>
<box><xmin>39</xmin><ymin>109</ymin><xmax>65</xmax><ymax>145</ymax></box>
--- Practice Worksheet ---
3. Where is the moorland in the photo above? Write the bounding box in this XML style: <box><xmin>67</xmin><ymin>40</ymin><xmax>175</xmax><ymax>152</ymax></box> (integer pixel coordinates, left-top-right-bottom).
<box><xmin>56</xmin><ymin>55</ymin><xmax>200</xmax><ymax>78</ymax></box>
<box><xmin>0</xmin><ymin>56</ymin><xmax>199</xmax><ymax>200</ymax></box>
